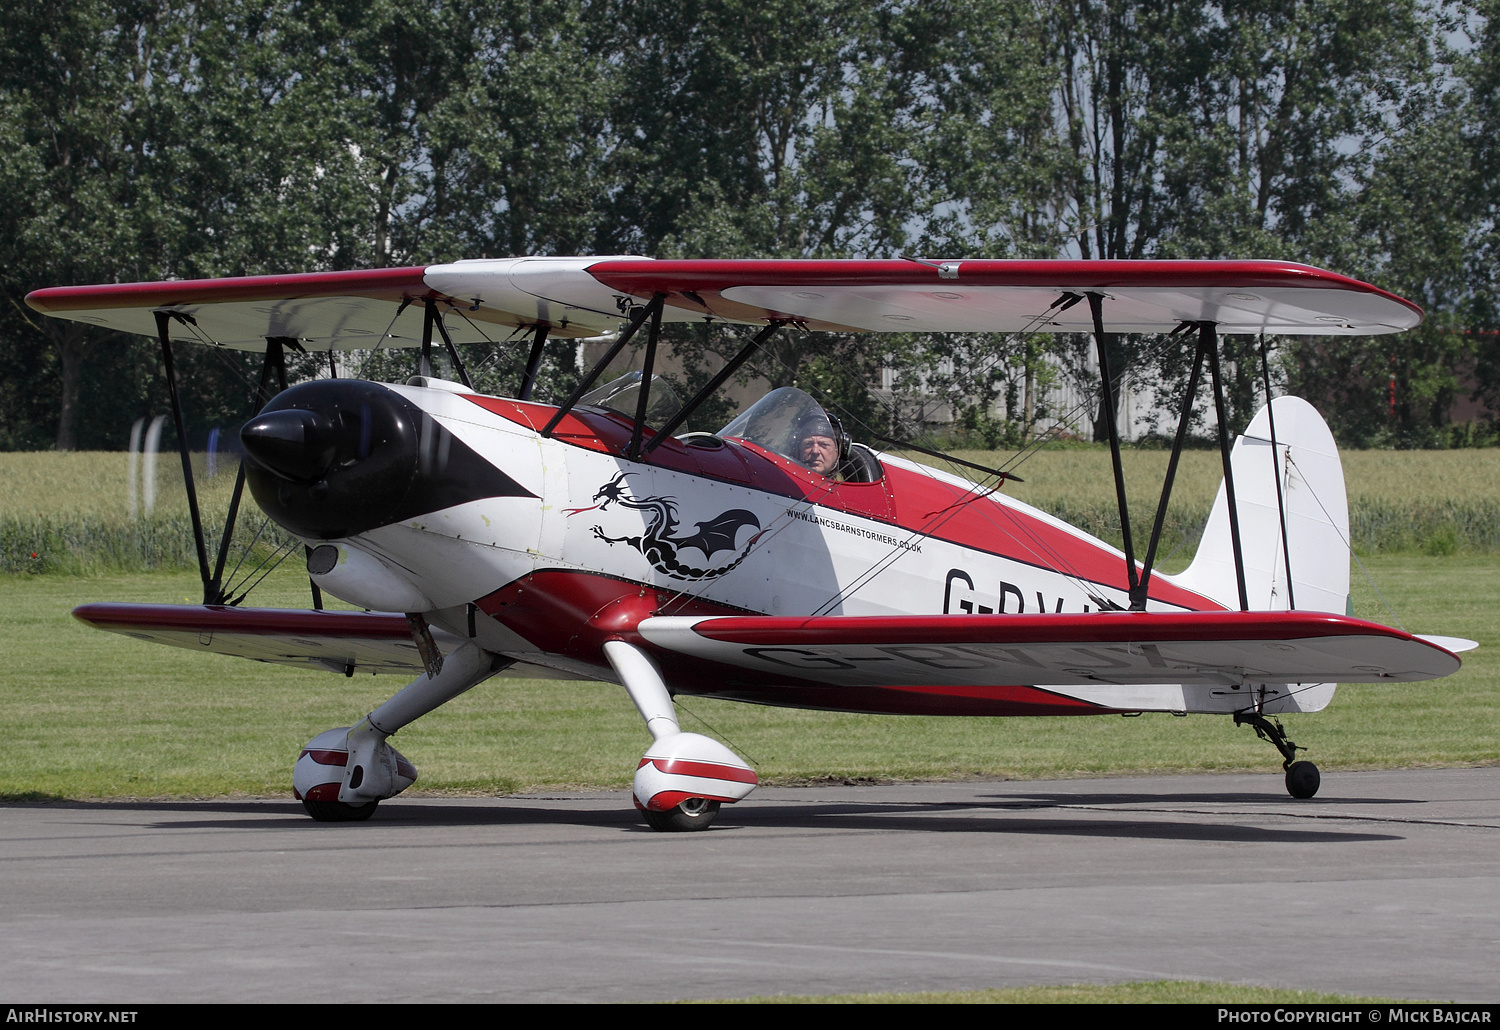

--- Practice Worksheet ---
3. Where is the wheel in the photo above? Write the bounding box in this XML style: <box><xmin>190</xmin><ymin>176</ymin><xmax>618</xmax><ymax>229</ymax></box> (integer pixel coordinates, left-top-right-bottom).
<box><xmin>302</xmin><ymin>798</ymin><xmax>379</xmax><ymax>822</ymax></box>
<box><xmin>642</xmin><ymin>797</ymin><xmax>720</xmax><ymax>832</ymax></box>
<box><xmin>1285</xmin><ymin>761</ymin><xmax>1320</xmax><ymax>799</ymax></box>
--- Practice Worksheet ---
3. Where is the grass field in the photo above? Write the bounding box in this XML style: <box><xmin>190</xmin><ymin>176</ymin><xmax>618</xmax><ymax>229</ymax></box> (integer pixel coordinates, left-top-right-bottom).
<box><xmin>2</xmin><ymin>552</ymin><xmax>1494</xmax><ymax>801</ymax></box>
<box><xmin>711</xmin><ymin>981</ymin><xmax>1393</xmax><ymax>1003</ymax></box>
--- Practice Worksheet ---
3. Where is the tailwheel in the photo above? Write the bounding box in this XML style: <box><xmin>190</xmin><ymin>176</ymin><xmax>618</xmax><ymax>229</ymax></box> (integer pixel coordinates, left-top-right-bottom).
<box><xmin>301</xmin><ymin>799</ymin><xmax>379</xmax><ymax>822</ymax></box>
<box><xmin>1285</xmin><ymin>761</ymin><xmax>1321</xmax><ymax>800</ymax></box>
<box><xmin>1234</xmin><ymin>711</ymin><xmax>1320</xmax><ymax>799</ymax></box>
<box><xmin>642</xmin><ymin>797</ymin><xmax>720</xmax><ymax>832</ymax></box>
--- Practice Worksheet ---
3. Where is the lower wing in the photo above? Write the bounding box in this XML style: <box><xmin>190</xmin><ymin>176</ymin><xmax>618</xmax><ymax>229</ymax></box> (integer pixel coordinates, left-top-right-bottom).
<box><xmin>638</xmin><ymin>610</ymin><xmax>1470</xmax><ymax>715</ymax></box>
<box><xmin>72</xmin><ymin>603</ymin><xmax>455</xmax><ymax>676</ymax></box>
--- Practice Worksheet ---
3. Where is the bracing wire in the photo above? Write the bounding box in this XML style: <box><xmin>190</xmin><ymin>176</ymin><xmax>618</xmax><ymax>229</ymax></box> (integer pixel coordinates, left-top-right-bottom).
<box><xmin>774</xmin><ymin>322</ymin><xmax>1200</xmax><ymax>612</ymax></box>
<box><xmin>1287</xmin><ymin>453</ymin><xmax>1404</xmax><ymax>630</ymax></box>
<box><xmin>670</xmin><ymin>697</ymin><xmax>761</xmax><ymax>767</ymax></box>
<box><xmin>219</xmin><ymin>514</ymin><xmax>272</xmax><ymax>597</ymax></box>
<box><xmin>226</xmin><ymin>539</ymin><xmax>300</xmax><ymax>605</ymax></box>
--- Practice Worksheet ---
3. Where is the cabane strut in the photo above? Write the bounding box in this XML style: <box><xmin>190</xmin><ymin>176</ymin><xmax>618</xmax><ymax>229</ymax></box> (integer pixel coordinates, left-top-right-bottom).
<box><xmin>1078</xmin><ymin>299</ymin><xmax>1253</xmax><ymax>613</ymax></box>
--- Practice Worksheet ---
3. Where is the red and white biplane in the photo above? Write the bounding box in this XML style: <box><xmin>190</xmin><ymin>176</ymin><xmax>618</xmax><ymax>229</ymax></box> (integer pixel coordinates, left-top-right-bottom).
<box><xmin>28</xmin><ymin>257</ymin><xmax>1473</xmax><ymax>829</ymax></box>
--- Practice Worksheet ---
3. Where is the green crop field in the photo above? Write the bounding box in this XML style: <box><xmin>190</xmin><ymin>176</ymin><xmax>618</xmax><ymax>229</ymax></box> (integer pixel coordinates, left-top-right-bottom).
<box><xmin>6</xmin><ymin>446</ymin><xmax>1499</xmax><ymax>575</ymax></box>
<box><xmin>0</xmin><ymin>450</ymin><xmax>294</xmax><ymax>575</ymax></box>
<box><xmin>936</xmin><ymin>445</ymin><xmax>1500</xmax><ymax>556</ymax></box>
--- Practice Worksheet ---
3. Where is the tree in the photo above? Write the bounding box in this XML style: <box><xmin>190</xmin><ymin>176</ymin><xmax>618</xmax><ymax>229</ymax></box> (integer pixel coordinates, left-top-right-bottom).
<box><xmin>1063</xmin><ymin>0</ymin><xmax>1451</xmax><ymax>441</ymax></box>
<box><xmin>0</xmin><ymin>1</ymin><xmax>194</xmax><ymax>450</ymax></box>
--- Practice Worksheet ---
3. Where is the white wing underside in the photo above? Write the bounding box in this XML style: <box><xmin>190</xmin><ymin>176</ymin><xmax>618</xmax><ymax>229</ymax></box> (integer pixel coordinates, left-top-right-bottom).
<box><xmin>27</xmin><ymin>258</ymin><xmax>1422</xmax><ymax>352</ymax></box>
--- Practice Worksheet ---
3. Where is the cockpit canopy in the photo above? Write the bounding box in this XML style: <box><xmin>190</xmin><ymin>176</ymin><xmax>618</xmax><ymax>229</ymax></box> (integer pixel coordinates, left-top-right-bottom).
<box><xmin>579</xmin><ymin>371</ymin><xmax>683</xmax><ymax>429</ymax></box>
<box><xmin>719</xmin><ymin>388</ymin><xmax>833</xmax><ymax>462</ymax></box>
<box><xmin>719</xmin><ymin>387</ymin><xmax>882</xmax><ymax>482</ymax></box>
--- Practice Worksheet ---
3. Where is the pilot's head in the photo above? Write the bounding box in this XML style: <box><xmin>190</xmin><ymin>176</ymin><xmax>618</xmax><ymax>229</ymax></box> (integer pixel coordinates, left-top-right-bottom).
<box><xmin>795</xmin><ymin>409</ymin><xmax>846</xmax><ymax>477</ymax></box>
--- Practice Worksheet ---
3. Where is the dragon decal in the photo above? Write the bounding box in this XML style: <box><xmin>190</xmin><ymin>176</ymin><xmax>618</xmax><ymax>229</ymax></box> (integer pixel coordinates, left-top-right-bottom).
<box><xmin>566</xmin><ymin>472</ymin><xmax>762</xmax><ymax>581</ymax></box>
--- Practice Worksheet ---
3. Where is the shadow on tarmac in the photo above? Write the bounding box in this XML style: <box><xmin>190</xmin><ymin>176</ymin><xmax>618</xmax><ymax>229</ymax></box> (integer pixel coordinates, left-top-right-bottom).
<box><xmin>2</xmin><ymin>793</ymin><xmax>1403</xmax><ymax>844</ymax></box>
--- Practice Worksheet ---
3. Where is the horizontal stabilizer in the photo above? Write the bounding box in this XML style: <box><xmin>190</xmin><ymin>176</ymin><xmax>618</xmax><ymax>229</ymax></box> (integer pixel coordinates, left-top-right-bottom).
<box><xmin>1417</xmin><ymin>634</ymin><xmax>1479</xmax><ymax>653</ymax></box>
<box><xmin>73</xmin><ymin>603</ymin><xmax>462</xmax><ymax>675</ymax></box>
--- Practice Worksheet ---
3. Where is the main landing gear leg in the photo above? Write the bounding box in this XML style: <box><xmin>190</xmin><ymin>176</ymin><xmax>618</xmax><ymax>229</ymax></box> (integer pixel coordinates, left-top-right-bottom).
<box><xmin>1234</xmin><ymin>710</ymin><xmax>1320</xmax><ymax>799</ymax></box>
<box><xmin>294</xmin><ymin>643</ymin><xmax>504</xmax><ymax>821</ymax></box>
<box><xmin>603</xmin><ymin>640</ymin><xmax>757</xmax><ymax>832</ymax></box>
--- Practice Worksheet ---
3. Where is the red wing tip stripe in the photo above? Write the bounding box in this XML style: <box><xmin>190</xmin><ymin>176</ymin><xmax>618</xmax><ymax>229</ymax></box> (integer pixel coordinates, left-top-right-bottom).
<box><xmin>586</xmin><ymin>258</ymin><xmax>1419</xmax><ymax>310</ymax></box>
<box><xmin>642</xmin><ymin>758</ymin><xmax>758</xmax><ymax>785</ymax></box>
<box><xmin>73</xmin><ymin>603</ymin><xmax>414</xmax><ymax>638</ymax></box>
<box><xmin>681</xmin><ymin>611</ymin><xmax>1430</xmax><ymax>647</ymax></box>
<box><xmin>26</xmin><ymin>267</ymin><xmax>433</xmax><ymax>312</ymax></box>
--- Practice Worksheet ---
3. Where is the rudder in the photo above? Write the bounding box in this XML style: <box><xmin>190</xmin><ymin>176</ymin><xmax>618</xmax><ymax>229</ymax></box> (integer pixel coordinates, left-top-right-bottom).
<box><xmin>1173</xmin><ymin>396</ymin><xmax>1350</xmax><ymax>616</ymax></box>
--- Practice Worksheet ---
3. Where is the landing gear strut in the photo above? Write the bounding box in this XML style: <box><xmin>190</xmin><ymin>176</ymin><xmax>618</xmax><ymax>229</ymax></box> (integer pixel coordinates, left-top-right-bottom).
<box><xmin>1234</xmin><ymin>711</ymin><xmax>1320</xmax><ymax>799</ymax></box>
<box><xmin>604</xmin><ymin>640</ymin><xmax>757</xmax><ymax>832</ymax></box>
<box><xmin>292</xmin><ymin>643</ymin><xmax>505</xmax><ymax>821</ymax></box>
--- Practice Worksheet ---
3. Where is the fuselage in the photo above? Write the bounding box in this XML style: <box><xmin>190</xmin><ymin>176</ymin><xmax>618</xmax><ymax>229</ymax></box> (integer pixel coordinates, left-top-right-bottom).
<box><xmin>244</xmin><ymin>379</ymin><xmax>1227</xmax><ymax>716</ymax></box>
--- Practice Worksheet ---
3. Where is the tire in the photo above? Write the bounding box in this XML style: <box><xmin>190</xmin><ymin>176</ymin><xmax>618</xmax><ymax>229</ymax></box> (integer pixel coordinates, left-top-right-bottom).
<box><xmin>302</xmin><ymin>798</ymin><xmax>380</xmax><ymax>822</ymax></box>
<box><xmin>642</xmin><ymin>797</ymin><xmax>720</xmax><ymax>832</ymax></box>
<box><xmin>1285</xmin><ymin>761</ymin><xmax>1320</xmax><ymax>799</ymax></box>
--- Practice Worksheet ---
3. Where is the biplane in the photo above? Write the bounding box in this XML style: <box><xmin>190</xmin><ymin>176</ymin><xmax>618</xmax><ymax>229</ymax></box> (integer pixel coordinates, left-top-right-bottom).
<box><xmin>28</xmin><ymin>257</ymin><xmax>1474</xmax><ymax>829</ymax></box>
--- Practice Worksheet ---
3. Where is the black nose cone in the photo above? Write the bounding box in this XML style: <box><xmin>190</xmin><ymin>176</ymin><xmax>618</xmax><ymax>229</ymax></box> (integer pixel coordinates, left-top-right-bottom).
<box><xmin>240</xmin><ymin>379</ymin><xmax>534</xmax><ymax>540</ymax></box>
<box><xmin>241</xmin><ymin>409</ymin><xmax>338</xmax><ymax>482</ymax></box>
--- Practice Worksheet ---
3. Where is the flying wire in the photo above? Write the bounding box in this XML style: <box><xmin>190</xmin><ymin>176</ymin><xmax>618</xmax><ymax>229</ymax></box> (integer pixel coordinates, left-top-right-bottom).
<box><xmin>670</xmin><ymin>698</ymin><xmax>762</xmax><ymax>767</ymax></box>
<box><xmin>218</xmin><ymin>514</ymin><xmax>273</xmax><ymax>598</ymax></box>
<box><xmin>1286</xmin><ymin>453</ymin><xmax>1404</xmax><ymax>630</ymax></box>
<box><xmin>785</xmin><ymin>321</ymin><xmax>1200</xmax><ymax>612</ymax></box>
<box><xmin>225</xmin><ymin>538</ymin><xmax>300</xmax><ymax>605</ymax></box>
<box><xmin>652</xmin><ymin>309</ymin><xmax>1152</xmax><ymax>614</ymax></box>
<box><xmin>140</xmin><ymin>317</ymin><xmax>295</xmax><ymax>606</ymax></box>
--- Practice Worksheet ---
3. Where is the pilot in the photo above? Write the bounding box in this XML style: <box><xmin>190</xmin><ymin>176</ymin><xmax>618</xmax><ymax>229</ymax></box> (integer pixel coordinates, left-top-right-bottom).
<box><xmin>795</xmin><ymin>409</ymin><xmax>846</xmax><ymax>477</ymax></box>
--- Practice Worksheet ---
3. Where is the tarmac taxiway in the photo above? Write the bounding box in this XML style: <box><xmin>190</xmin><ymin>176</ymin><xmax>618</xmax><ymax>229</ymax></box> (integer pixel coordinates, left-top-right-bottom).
<box><xmin>3</xmin><ymin>768</ymin><xmax>1498</xmax><ymax>1003</ymax></box>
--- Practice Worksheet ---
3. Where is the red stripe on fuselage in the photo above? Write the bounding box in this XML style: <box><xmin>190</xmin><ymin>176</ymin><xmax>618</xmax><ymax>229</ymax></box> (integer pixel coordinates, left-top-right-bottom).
<box><xmin>878</xmin><ymin>461</ymin><xmax>1215</xmax><ymax>609</ymax></box>
<box><xmin>463</xmin><ymin>394</ymin><xmax>1218</xmax><ymax>610</ymax></box>
<box><xmin>476</xmin><ymin>569</ymin><xmax>1112</xmax><ymax>716</ymax></box>
<box><xmin>474</xmin><ymin>569</ymin><xmax>750</xmax><ymax>658</ymax></box>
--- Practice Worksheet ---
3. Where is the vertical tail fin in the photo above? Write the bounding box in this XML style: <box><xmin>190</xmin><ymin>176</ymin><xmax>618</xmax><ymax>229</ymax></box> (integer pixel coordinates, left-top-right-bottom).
<box><xmin>1174</xmin><ymin>396</ymin><xmax>1350</xmax><ymax>615</ymax></box>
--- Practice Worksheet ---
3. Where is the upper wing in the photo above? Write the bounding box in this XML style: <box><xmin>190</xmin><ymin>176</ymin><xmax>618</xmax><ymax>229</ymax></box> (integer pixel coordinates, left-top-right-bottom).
<box><xmin>24</xmin><ymin>257</ymin><xmax>661</xmax><ymax>350</ymax></box>
<box><xmin>72</xmin><ymin>603</ymin><xmax>461</xmax><ymax>675</ymax></box>
<box><xmin>638</xmin><ymin>610</ymin><xmax>1463</xmax><ymax>689</ymax></box>
<box><xmin>585</xmin><ymin>258</ymin><xmax>1423</xmax><ymax>336</ymax></box>
<box><xmin>27</xmin><ymin>257</ymin><xmax>1420</xmax><ymax>351</ymax></box>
